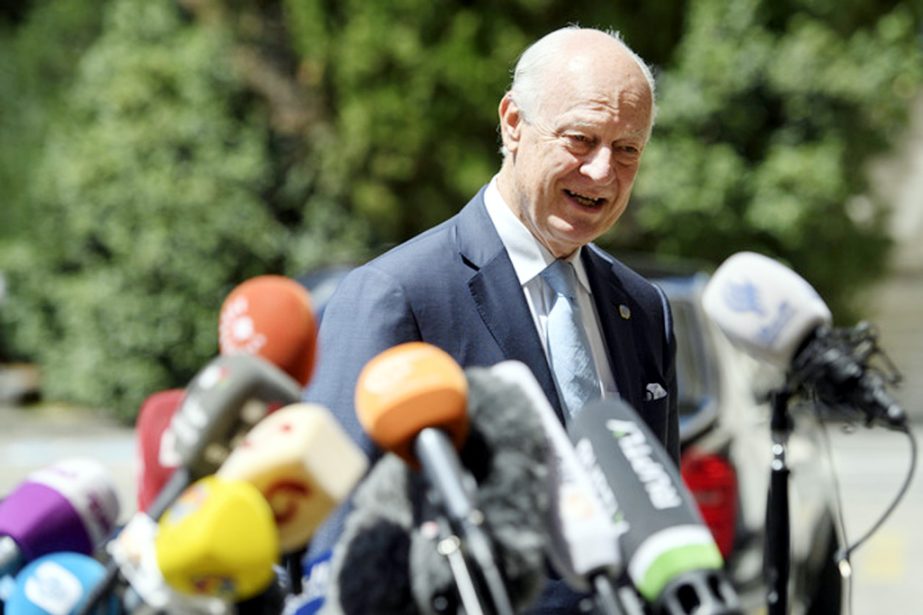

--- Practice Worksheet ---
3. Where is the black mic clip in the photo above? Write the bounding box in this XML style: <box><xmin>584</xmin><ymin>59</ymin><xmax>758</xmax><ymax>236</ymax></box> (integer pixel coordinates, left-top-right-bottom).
<box><xmin>788</xmin><ymin>322</ymin><xmax>906</xmax><ymax>430</ymax></box>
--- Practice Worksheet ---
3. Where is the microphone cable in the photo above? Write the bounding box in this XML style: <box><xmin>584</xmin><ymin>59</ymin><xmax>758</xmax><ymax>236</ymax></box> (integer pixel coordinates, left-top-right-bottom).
<box><xmin>814</xmin><ymin>403</ymin><xmax>918</xmax><ymax>615</ymax></box>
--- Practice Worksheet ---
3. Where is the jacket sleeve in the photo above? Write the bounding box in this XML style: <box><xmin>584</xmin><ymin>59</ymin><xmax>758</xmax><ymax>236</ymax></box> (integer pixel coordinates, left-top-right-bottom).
<box><xmin>301</xmin><ymin>263</ymin><xmax>421</xmax><ymax>566</ymax></box>
<box><xmin>304</xmin><ymin>263</ymin><xmax>421</xmax><ymax>457</ymax></box>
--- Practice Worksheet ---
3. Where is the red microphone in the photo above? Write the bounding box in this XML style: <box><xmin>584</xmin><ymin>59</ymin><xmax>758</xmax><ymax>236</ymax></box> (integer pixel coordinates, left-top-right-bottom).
<box><xmin>218</xmin><ymin>275</ymin><xmax>317</xmax><ymax>387</ymax></box>
<box><xmin>136</xmin><ymin>389</ymin><xmax>186</xmax><ymax>512</ymax></box>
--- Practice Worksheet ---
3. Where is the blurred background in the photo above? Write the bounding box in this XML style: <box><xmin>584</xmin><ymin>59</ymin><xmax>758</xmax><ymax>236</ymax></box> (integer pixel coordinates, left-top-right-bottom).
<box><xmin>1</xmin><ymin>0</ymin><xmax>922</xmax><ymax>422</ymax></box>
<box><xmin>1</xmin><ymin>0</ymin><xmax>921</xmax><ymax>612</ymax></box>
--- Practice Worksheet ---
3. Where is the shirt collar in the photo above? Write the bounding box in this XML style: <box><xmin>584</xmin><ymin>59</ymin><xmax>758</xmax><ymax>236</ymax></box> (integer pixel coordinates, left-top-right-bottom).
<box><xmin>483</xmin><ymin>176</ymin><xmax>591</xmax><ymax>294</ymax></box>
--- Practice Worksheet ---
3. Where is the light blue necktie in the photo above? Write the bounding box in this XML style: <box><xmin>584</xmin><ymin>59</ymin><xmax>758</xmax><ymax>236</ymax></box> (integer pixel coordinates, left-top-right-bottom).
<box><xmin>541</xmin><ymin>259</ymin><xmax>600</xmax><ymax>418</ymax></box>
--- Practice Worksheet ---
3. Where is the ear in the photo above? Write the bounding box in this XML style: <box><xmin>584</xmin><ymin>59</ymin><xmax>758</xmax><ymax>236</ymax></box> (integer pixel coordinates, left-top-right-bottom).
<box><xmin>498</xmin><ymin>93</ymin><xmax>524</xmax><ymax>155</ymax></box>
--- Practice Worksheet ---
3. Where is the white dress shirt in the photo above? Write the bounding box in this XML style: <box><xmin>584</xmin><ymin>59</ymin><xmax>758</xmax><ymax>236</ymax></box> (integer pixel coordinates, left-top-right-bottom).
<box><xmin>482</xmin><ymin>176</ymin><xmax>618</xmax><ymax>399</ymax></box>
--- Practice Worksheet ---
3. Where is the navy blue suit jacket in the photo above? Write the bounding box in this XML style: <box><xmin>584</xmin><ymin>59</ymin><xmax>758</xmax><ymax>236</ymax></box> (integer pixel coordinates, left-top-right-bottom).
<box><xmin>305</xmin><ymin>186</ymin><xmax>679</xmax><ymax>612</ymax></box>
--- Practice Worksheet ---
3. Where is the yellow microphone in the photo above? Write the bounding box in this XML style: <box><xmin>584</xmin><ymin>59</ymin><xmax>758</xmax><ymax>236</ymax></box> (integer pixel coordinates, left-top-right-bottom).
<box><xmin>217</xmin><ymin>403</ymin><xmax>368</xmax><ymax>554</ymax></box>
<box><xmin>154</xmin><ymin>475</ymin><xmax>279</xmax><ymax>602</ymax></box>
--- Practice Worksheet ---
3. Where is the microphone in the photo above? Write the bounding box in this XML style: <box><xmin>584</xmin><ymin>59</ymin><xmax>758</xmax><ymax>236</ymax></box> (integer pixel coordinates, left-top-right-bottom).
<box><xmin>219</xmin><ymin>274</ymin><xmax>317</xmax><ymax>387</ymax></box>
<box><xmin>135</xmin><ymin>388</ymin><xmax>186</xmax><ymax>513</ymax></box>
<box><xmin>147</xmin><ymin>353</ymin><xmax>303</xmax><ymax>520</ymax></box>
<box><xmin>216</xmin><ymin>402</ymin><xmax>368</xmax><ymax>554</ymax></box>
<box><xmin>327</xmin><ymin>346</ymin><xmax>551</xmax><ymax>615</ymax></box>
<box><xmin>80</xmin><ymin>354</ymin><xmax>301</xmax><ymax>615</ymax></box>
<box><xmin>5</xmin><ymin>552</ymin><xmax>120</xmax><ymax>615</ymax></box>
<box><xmin>154</xmin><ymin>476</ymin><xmax>280</xmax><ymax>603</ymax></box>
<box><xmin>0</xmin><ymin>458</ymin><xmax>120</xmax><ymax>578</ymax></box>
<box><xmin>701</xmin><ymin>251</ymin><xmax>907</xmax><ymax>429</ymax></box>
<box><xmin>135</xmin><ymin>274</ymin><xmax>317</xmax><ymax>514</ymax></box>
<box><xmin>103</xmin><ymin>509</ymin><xmax>228</xmax><ymax>614</ymax></box>
<box><xmin>485</xmin><ymin>361</ymin><xmax>625</xmax><ymax>611</ymax></box>
<box><xmin>568</xmin><ymin>398</ymin><xmax>741</xmax><ymax>614</ymax></box>
<box><xmin>353</xmin><ymin>342</ymin><xmax>517</xmax><ymax>615</ymax></box>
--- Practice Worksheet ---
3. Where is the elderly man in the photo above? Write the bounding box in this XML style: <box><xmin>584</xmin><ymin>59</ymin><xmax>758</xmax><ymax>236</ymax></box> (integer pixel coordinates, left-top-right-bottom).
<box><xmin>306</xmin><ymin>26</ymin><xmax>678</xmax><ymax>613</ymax></box>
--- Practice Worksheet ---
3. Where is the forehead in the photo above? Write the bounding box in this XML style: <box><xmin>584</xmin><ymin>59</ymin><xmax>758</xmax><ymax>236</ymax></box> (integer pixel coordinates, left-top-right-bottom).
<box><xmin>537</xmin><ymin>55</ymin><xmax>652</xmax><ymax>132</ymax></box>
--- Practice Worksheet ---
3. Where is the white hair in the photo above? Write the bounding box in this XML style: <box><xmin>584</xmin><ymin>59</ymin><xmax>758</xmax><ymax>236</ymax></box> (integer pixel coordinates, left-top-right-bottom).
<box><xmin>501</xmin><ymin>26</ymin><xmax>657</xmax><ymax>157</ymax></box>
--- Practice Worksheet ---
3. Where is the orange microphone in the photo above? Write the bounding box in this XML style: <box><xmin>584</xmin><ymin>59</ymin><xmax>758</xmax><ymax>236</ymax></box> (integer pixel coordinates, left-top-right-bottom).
<box><xmin>354</xmin><ymin>341</ymin><xmax>468</xmax><ymax>467</ymax></box>
<box><xmin>354</xmin><ymin>342</ymin><xmax>515</xmax><ymax>615</ymax></box>
<box><xmin>219</xmin><ymin>275</ymin><xmax>317</xmax><ymax>388</ymax></box>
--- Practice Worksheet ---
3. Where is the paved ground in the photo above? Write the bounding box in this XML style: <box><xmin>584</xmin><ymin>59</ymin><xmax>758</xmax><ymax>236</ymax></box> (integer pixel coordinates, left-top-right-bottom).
<box><xmin>0</xmin><ymin>401</ymin><xmax>139</xmax><ymax>521</ymax></box>
<box><xmin>825</xmin><ymin>423</ymin><xmax>923</xmax><ymax>614</ymax></box>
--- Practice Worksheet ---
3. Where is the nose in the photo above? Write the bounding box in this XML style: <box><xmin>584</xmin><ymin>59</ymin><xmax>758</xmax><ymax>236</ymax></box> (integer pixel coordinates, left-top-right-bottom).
<box><xmin>580</xmin><ymin>146</ymin><xmax>615</xmax><ymax>184</ymax></box>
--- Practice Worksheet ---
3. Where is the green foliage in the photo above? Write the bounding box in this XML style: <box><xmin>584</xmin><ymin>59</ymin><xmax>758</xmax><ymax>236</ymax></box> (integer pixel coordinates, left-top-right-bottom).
<box><xmin>2</xmin><ymin>0</ymin><xmax>286</xmax><ymax>419</ymax></box>
<box><xmin>626</xmin><ymin>0</ymin><xmax>922</xmax><ymax>319</ymax></box>
<box><xmin>1</xmin><ymin>0</ymin><xmax>920</xmax><ymax>419</ymax></box>
<box><xmin>0</xmin><ymin>0</ymin><xmax>107</xmax><ymax>240</ymax></box>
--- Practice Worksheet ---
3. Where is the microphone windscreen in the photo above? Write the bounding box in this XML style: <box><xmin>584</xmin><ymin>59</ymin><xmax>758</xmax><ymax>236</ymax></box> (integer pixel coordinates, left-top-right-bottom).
<box><xmin>326</xmin><ymin>455</ymin><xmax>417</xmax><ymax>615</ymax></box>
<box><xmin>6</xmin><ymin>552</ymin><xmax>119</xmax><ymax>615</ymax></box>
<box><xmin>485</xmin><ymin>360</ymin><xmax>623</xmax><ymax>590</ymax></box>
<box><xmin>219</xmin><ymin>275</ymin><xmax>317</xmax><ymax>387</ymax></box>
<box><xmin>354</xmin><ymin>342</ymin><xmax>468</xmax><ymax>465</ymax></box>
<box><xmin>217</xmin><ymin>403</ymin><xmax>368</xmax><ymax>553</ymax></box>
<box><xmin>329</xmin><ymin>363</ymin><xmax>551</xmax><ymax>615</ymax></box>
<box><xmin>0</xmin><ymin>459</ymin><xmax>120</xmax><ymax>563</ymax></box>
<box><xmin>135</xmin><ymin>388</ymin><xmax>185</xmax><ymax>513</ymax></box>
<box><xmin>463</xmin><ymin>367</ymin><xmax>550</xmax><ymax>575</ymax></box>
<box><xmin>701</xmin><ymin>251</ymin><xmax>832</xmax><ymax>366</ymax></box>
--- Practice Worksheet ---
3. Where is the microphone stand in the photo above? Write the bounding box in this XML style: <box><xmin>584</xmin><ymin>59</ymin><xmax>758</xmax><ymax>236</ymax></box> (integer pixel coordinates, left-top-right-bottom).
<box><xmin>415</xmin><ymin>428</ymin><xmax>515</xmax><ymax>615</ymax></box>
<box><xmin>765</xmin><ymin>389</ymin><xmax>792</xmax><ymax>615</ymax></box>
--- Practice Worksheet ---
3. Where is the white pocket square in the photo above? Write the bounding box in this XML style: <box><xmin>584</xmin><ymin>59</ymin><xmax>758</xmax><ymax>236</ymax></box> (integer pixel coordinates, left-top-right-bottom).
<box><xmin>645</xmin><ymin>382</ymin><xmax>668</xmax><ymax>401</ymax></box>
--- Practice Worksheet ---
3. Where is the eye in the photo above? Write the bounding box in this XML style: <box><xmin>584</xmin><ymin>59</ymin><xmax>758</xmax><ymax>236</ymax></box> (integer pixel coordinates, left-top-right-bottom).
<box><xmin>564</xmin><ymin>133</ymin><xmax>596</xmax><ymax>152</ymax></box>
<box><xmin>614</xmin><ymin>143</ymin><xmax>643</xmax><ymax>162</ymax></box>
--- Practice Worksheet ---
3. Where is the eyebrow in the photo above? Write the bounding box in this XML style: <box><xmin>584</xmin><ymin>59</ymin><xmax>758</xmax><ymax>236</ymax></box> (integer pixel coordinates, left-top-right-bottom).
<box><xmin>560</xmin><ymin>121</ymin><xmax>648</xmax><ymax>141</ymax></box>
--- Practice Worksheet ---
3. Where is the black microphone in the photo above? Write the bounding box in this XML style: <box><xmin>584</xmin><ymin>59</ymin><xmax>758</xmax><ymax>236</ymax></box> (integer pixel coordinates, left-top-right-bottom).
<box><xmin>568</xmin><ymin>397</ymin><xmax>742</xmax><ymax>615</ymax></box>
<box><xmin>79</xmin><ymin>353</ymin><xmax>303</xmax><ymax>615</ymax></box>
<box><xmin>148</xmin><ymin>353</ymin><xmax>304</xmax><ymax>519</ymax></box>
<box><xmin>325</xmin><ymin>349</ymin><xmax>551</xmax><ymax>615</ymax></box>
<box><xmin>701</xmin><ymin>251</ymin><xmax>906</xmax><ymax>429</ymax></box>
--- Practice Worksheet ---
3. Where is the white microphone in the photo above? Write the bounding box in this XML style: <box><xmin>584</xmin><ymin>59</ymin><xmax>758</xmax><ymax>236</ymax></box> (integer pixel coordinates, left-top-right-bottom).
<box><xmin>701</xmin><ymin>251</ymin><xmax>831</xmax><ymax>367</ymax></box>
<box><xmin>702</xmin><ymin>251</ymin><xmax>906</xmax><ymax>428</ymax></box>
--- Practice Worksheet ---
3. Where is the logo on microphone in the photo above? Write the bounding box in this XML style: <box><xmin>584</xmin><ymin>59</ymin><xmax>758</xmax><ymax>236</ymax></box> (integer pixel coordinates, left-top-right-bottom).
<box><xmin>574</xmin><ymin>438</ymin><xmax>628</xmax><ymax>534</ymax></box>
<box><xmin>722</xmin><ymin>280</ymin><xmax>764</xmax><ymax>316</ymax></box>
<box><xmin>24</xmin><ymin>560</ymin><xmax>83</xmax><ymax>614</ymax></box>
<box><xmin>723</xmin><ymin>279</ymin><xmax>795</xmax><ymax>348</ymax></box>
<box><xmin>605</xmin><ymin>420</ymin><xmax>681</xmax><ymax>510</ymax></box>
<box><xmin>220</xmin><ymin>296</ymin><xmax>268</xmax><ymax>355</ymax></box>
<box><xmin>264</xmin><ymin>479</ymin><xmax>312</xmax><ymax>526</ymax></box>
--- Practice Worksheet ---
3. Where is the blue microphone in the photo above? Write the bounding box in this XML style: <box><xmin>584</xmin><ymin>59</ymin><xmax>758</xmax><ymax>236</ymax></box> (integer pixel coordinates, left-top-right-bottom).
<box><xmin>6</xmin><ymin>552</ymin><xmax>121</xmax><ymax>614</ymax></box>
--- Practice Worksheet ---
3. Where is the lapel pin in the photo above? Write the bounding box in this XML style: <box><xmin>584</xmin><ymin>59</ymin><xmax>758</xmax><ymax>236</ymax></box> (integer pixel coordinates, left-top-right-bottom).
<box><xmin>619</xmin><ymin>304</ymin><xmax>631</xmax><ymax>320</ymax></box>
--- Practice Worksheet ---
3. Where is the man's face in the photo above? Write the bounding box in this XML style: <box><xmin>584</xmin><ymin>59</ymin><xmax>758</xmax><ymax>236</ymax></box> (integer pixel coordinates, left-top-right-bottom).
<box><xmin>499</xmin><ymin>57</ymin><xmax>652</xmax><ymax>258</ymax></box>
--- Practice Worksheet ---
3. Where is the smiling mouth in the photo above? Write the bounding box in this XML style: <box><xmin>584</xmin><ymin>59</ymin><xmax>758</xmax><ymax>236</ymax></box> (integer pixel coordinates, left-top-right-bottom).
<box><xmin>564</xmin><ymin>189</ymin><xmax>606</xmax><ymax>208</ymax></box>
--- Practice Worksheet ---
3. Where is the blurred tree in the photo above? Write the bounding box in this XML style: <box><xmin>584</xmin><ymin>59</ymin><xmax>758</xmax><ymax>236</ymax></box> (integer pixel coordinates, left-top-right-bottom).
<box><xmin>627</xmin><ymin>0</ymin><xmax>923</xmax><ymax>318</ymax></box>
<box><xmin>1</xmin><ymin>0</ymin><xmax>919</xmax><ymax>418</ymax></box>
<box><xmin>0</xmin><ymin>0</ymin><xmax>108</xmax><ymax>241</ymax></box>
<box><xmin>2</xmin><ymin>0</ymin><xmax>291</xmax><ymax>419</ymax></box>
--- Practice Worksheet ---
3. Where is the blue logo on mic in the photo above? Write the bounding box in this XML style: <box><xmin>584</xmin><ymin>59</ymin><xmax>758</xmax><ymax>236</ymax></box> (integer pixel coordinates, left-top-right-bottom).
<box><xmin>723</xmin><ymin>280</ymin><xmax>764</xmax><ymax>316</ymax></box>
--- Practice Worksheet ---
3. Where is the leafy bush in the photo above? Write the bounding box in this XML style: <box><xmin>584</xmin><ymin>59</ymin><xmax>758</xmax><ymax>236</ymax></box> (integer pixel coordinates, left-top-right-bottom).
<box><xmin>2</xmin><ymin>0</ymin><xmax>286</xmax><ymax>420</ymax></box>
<box><xmin>1</xmin><ymin>0</ymin><xmax>920</xmax><ymax>419</ymax></box>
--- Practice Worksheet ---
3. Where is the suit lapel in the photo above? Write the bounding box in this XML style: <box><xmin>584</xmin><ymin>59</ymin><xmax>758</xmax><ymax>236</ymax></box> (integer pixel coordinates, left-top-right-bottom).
<box><xmin>454</xmin><ymin>191</ymin><xmax>564</xmax><ymax>419</ymax></box>
<box><xmin>582</xmin><ymin>247</ymin><xmax>643</xmax><ymax>410</ymax></box>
